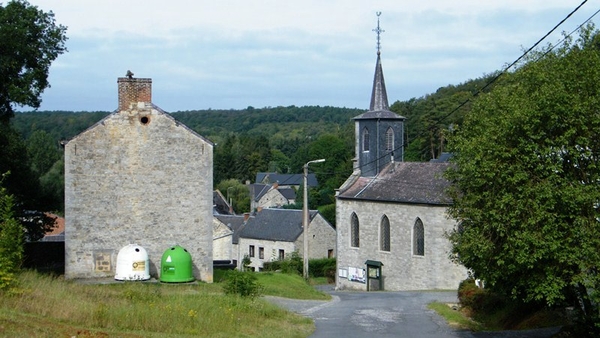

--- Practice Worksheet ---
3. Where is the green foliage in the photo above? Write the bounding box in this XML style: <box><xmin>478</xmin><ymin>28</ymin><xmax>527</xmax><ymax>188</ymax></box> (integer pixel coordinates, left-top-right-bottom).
<box><xmin>0</xmin><ymin>176</ymin><xmax>24</xmax><ymax>290</ymax></box>
<box><xmin>446</xmin><ymin>24</ymin><xmax>600</xmax><ymax>326</ymax></box>
<box><xmin>241</xmin><ymin>254</ymin><xmax>251</xmax><ymax>271</ymax></box>
<box><xmin>457</xmin><ymin>279</ymin><xmax>504</xmax><ymax>313</ymax></box>
<box><xmin>216</xmin><ymin>178</ymin><xmax>250</xmax><ymax>214</ymax></box>
<box><xmin>307</xmin><ymin>257</ymin><xmax>336</xmax><ymax>281</ymax></box>
<box><xmin>280</xmin><ymin>251</ymin><xmax>303</xmax><ymax>275</ymax></box>
<box><xmin>222</xmin><ymin>269</ymin><xmax>264</xmax><ymax>298</ymax></box>
<box><xmin>0</xmin><ymin>0</ymin><xmax>67</xmax><ymax>122</ymax></box>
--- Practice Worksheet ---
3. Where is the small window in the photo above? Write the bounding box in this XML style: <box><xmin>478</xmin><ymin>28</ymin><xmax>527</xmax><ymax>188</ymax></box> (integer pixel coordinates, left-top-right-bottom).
<box><xmin>413</xmin><ymin>218</ymin><xmax>424</xmax><ymax>256</ymax></box>
<box><xmin>259</xmin><ymin>247</ymin><xmax>264</xmax><ymax>259</ymax></box>
<box><xmin>328</xmin><ymin>249</ymin><xmax>334</xmax><ymax>258</ymax></box>
<box><xmin>380</xmin><ymin>215</ymin><xmax>390</xmax><ymax>252</ymax></box>
<box><xmin>249</xmin><ymin>245</ymin><xmax>255</xmax><ymax>258</ymax></box>
<box><xmin>278</xmin><ymin>249</ymin><xmax>285</xmax><ymax>260</ymax></box>
<box><xmin>351</xmin><ymin>212</ymin><xmax>360</xmax><ymax>248</ymax></box>
<box><xmin>363</xmin><ymin>128</ymin><xmax>370</xmax><ymax>152</ymax></box>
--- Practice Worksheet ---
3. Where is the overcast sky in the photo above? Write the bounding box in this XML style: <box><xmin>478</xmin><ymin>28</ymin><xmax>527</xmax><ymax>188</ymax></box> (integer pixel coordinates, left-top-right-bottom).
<box><xmin>23</xmin><ymin>1</ymin><xmax>599</xmax><ymax>112</ymax></box>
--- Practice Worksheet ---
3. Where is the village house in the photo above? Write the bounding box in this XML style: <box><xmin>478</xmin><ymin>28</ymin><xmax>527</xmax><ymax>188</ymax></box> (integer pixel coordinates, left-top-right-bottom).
<box><xmin>335</xmin><ymin>24</ymin><xmax>467</xmax><ymax>291</ymax></box>
<box><xmin>64</xmin><ymin>75</ymin><xmax>214</xmax><ymax>282</ymax></box>
<box><xmin>237</xmin><ymin>208</ymin><xmax>335</xmax><ymax>271</ymax></box>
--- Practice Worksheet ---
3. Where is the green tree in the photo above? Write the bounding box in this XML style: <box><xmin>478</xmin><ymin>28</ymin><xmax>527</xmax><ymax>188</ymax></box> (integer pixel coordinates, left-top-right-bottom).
<box><xmin>26</xmin><ymin>130</ymin><xmax>60</xmax><ymax>177</ymax></box>
<box><xmin>0</xmin><ymin>175</ymin><xmax>24</xmax><ymax>290</ymax></box>
<box><xmin>0</xmin><ymin>0</ymin><xmax>67</xmax><ymax>123</ymax></box>
<box><xmin>446</xmin><ymin>25</ymin><xmax>600</xmax><ymax>329</ymax></box>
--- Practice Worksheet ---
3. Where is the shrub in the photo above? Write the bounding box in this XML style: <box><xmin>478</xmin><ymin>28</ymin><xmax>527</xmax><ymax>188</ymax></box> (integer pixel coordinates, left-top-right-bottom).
<box><xmin>222</xmin><ymin>270</ymin><xmax>263</xmax><ymax>298</ymax></box>
<box><xmin>308</xmin><ymin>257</ymin><xmax>336</xmax><ymax>279</ymax></box>
<box><xmin>279</xmin><ymin>251</ymin><xmax>302</xmax><ymax>275</ymax></box>
<box><xmin>0</xmin><ymin>179</ymin><xmax>24</xmax><ymax>291</ymax></box>
<box><xmin>458</xmin><ymin>278</ymin><xmax>504</xmax><ymax>312</ymax></box>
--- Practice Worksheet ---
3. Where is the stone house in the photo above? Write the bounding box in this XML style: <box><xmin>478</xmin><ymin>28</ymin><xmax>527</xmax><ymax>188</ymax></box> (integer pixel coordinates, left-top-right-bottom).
<box><xmin>249</xmin><ymin>182</ymin><xmax>296</xmax><ymax>210</ymax></box>
<box><xmin>64</xmin><ymin>76</ymin><xmax>214</xmax><ymax>282</ymax></box>
<box><xmin>212</xmin><ymin>214</ymin><xmax>246</xmax><ymax>263</ymax></box>
<box><xmin>237</xmin><ymin>208</ymin><xmax>335</xmax><ymax>271</ymax></box>
<box><xmin>335</xmin><ymin>41</ymin><xmax>467</xmax><ymax>291</ymax></box>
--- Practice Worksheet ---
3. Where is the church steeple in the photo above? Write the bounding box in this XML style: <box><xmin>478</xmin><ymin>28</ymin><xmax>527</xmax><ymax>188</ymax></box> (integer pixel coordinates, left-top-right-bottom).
<box><xmin>352</xmin><ymin>12</ymin><xmax>405</xmax><ymax>177</ymax></box>
<box><xmin>369</xmin><ymin>12</ymin><xmax>389</xmax><ymax>112</ymax></box>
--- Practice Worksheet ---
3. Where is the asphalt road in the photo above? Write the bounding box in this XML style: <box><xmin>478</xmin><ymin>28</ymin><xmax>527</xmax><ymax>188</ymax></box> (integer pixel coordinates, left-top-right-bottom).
<box><xmin>264</xmin><ymin>287</ymin><xmax>562</xmax><ymax>338</ymax></box>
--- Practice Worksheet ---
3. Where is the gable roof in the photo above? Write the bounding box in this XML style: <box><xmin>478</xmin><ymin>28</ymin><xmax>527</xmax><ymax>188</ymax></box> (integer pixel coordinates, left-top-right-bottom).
<box><xmin>337</xmin><ymin>162</ymin><xmax>452</xmax><ymax>205</ymax></box>
<box><xmin>66</xmin><ymin>103</ymin><xmax>214</xmax><ymax>146</ymax></box>
<box><xmin>215</xmin><ymin>215</ymin><xmax>247</xmax><ymax>244</ymax></box>
<box><xmin>238</xmin><ymin>208</ymin><xmax>318</xmax><ymax>242</ymax></box>
<box><xmin>213</xmin><ymin>190</ymin><xmax>233</xmax><ymax>215</ymax></box>
<box><xmin>255</xmin><ymin>172</ymin><xmax>318</xmax><ymax>187</ymax></box>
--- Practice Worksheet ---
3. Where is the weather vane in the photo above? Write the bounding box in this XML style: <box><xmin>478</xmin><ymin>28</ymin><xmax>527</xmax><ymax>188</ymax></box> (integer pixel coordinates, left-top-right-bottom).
<box><xmin>373</xmin><ymin>12</ymin><xmax>384</xmax><ymax>54</ymax></box>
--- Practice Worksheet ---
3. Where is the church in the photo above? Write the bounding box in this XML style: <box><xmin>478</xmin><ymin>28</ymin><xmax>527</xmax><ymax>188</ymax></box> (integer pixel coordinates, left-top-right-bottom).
<box><xmin>335</xmin><ymin>16</ymin><xmax>467</xmax><ymax>291</ymax></box>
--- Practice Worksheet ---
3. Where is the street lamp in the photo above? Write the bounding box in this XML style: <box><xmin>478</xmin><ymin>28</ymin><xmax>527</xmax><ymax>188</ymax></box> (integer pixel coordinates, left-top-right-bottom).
<box><xmin>303</xmin><ymin>158</ymin><xmax>325</xmax><ymax>280</ymax></box>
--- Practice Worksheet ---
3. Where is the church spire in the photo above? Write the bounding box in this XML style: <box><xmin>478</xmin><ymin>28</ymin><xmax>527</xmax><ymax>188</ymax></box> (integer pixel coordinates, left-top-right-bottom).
<box><xmin>369</xmin><ymin>12</ymin><xmax>389</xmax><ymax>112</ymax></box>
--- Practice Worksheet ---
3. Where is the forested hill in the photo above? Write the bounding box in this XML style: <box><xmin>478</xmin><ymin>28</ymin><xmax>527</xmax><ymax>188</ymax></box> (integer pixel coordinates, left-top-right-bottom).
<box><xmin>11</xmin><ymin>106</ymin><xmax>363</xmax><ymax>143</ymax></box>
<box><xmin>12</xmin><ymin>72</ymin><xmax>497</xmax><ymax>162</ymax></box>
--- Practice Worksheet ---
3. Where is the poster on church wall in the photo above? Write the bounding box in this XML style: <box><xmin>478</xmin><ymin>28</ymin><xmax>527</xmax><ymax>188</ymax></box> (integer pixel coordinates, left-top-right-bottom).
<box><xmin>348</xmin><ymin>266</ymin><xmax>366</xmax><ymax>283</ymax></box>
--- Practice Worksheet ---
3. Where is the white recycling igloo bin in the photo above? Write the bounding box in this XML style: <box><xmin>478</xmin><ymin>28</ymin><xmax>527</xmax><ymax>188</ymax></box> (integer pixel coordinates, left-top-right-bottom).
<box><xmin>115</xmin><ymin>244</ymin><xmax>150</xmax><ymax>281</ymax></box>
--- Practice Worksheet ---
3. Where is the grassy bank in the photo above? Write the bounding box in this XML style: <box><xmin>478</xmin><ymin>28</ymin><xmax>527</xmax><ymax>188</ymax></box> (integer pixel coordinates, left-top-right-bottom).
<box><xmin>0</xmin><ymin>271</ymin><xmax>324</xmax><ymax>337</ymax></box>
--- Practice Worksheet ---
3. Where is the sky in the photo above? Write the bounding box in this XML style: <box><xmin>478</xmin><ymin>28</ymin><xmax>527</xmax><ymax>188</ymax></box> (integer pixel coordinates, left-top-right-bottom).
<box><xmin>20</xmin><ymin>1</ymin><xmax>600</xmax><ymax>112</ymax></box>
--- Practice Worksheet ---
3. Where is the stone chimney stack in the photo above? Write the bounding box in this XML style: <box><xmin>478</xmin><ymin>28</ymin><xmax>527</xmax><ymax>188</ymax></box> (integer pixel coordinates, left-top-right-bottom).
<box><xmin>117</xmin><ymin>75</ymin><xmax>152</xmax><ymax>111</ymax></box>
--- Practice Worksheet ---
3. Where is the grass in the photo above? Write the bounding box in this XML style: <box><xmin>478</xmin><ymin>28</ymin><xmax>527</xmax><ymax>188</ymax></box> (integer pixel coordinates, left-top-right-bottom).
<box><xmin>429</xmin><ymin>301</ymin><xmax>569</xmax><ymax>332</ymax></box>
<box><xmin>0</xmin><ymin>270</ymin><xmax>328</xmax><ymax>337</ymax></box>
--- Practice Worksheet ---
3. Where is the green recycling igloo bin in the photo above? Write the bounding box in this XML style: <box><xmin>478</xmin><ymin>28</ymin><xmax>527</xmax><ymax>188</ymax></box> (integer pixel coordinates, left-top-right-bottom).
<box><xmin>160</xmin><ymin>245</ymin><xmax>195</xmax><ymax>283</ymax></box>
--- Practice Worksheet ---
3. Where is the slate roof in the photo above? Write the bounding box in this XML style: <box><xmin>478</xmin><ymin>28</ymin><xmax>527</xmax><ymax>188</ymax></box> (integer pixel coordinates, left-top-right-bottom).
<box><xmin>337</xmin><ymin>162</ymin><xmax>453</xmax><ymax>205</ymax></box>
<box><xmin>353</xmin><ymin>51</ymin><xmax>405</xmax><ymax>121</ymax></box>
<box><xmin>213</xmin><ymin>190</ymin><xmax>233</xmax><ymax>215</ymax></box>
<box><xmin>248</xmin><ymin>183</ymin><xmax>271</xmax><ymax>201</ymax></box>
<box><xmin>278</xmin><ymin>187</ymin><xmax>297</xmax><ymax>200</ymax></box>
<box><xmin>238</xmin><ymin>208</ymin><xmax>318</xmax><ymax>242</ymax></box>
<box><xmin>215</xmin><ymin>215</ymin><xmax>247</xmax><ymax>244</ymax></box>
<box><xmin>255</xmin><ymin>172</ymin><xmax>318</xmax><ymax>187</ymax></box>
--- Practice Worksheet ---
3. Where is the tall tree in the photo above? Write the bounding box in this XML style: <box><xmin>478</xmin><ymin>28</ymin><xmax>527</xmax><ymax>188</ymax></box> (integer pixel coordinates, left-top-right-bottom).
<box><xmin>0</xmin><ymin>0</ymin><xmax>67</xmax><ymax>123</ymax></box>
<box><xmin>446</xmin><ymin>25</ymin><xmax>600</xmax><ymax>328</ymax></box>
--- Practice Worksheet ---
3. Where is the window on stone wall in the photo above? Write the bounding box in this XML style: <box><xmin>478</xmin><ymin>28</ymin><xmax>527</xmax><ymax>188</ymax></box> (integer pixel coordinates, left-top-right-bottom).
<box><xmin>413</xmin><ymin>218</ymin><xmax>424</xmax><ymax>256</ymax></box>
<box><xmin>328</xmin><ymin>249</ymin><xmax>334</xmax><ymax>258</ymax></box>
<box><xmin>249</xmin><ymin>245</ymin><xmax>255</xmax><ymax>257</ymax></box>
<box><xmin>351</xmin><ymin>212</ymin><xmax>360</xmax><ymax>248</ymax></box>
<box><xmin>278</xmin><ymin>249</ymin><xmax>285</xmax><ymax>260</ymax></box>
<box><xmin>363</xmin><ymin>128</ymin><xmax>370</xmax><ymax>152</ymax></box>
<box><xmin>386</xmin><ymin>127</ymin><xmax>394</xmax><ymax>151</ymax></box>
<box><xmin>380</xmin><ymin>215</ymin><xmax>390</xmax><ymax>252</ymax></box>
<box><xmin>259</xmin><ymin>247</ymin><xmax>264</xmax><ymax>259</ymax></box>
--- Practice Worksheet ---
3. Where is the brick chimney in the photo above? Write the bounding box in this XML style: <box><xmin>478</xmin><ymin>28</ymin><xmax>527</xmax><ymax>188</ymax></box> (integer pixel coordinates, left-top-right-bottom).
<box><xmin>117</xmin><ymin>76</ymin><xmax>152</xmax><ymax>111</ymax></box>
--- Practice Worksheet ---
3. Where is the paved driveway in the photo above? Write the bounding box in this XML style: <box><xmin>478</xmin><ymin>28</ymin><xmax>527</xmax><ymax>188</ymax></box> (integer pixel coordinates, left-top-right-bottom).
<box><xmin>265</xmin><ymin>287</ymin><xmax>561</xmax><ymax>338</ymax></box>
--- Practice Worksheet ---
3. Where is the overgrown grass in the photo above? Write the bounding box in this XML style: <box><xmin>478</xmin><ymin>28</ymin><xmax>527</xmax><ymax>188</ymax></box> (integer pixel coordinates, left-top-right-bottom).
<box><xmin>0</xmin><ymin>270</ymin><xmax>318</xmax><ymax>337</ymax></box>
<box><xmin>428</xmin><ymin>302</ymin><xmax>484</xmax><ymax>331</ymax></box>
<box><xmin>256</xmin><ymin>272</ymin><xmax>331</xmax><ymax>300</ymax></box>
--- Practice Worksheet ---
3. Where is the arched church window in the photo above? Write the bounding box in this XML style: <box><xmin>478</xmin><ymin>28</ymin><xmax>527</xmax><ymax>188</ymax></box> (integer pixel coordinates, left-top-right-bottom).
<box><xmin>413</xmin><ymin>218</ymin><xmax>424</xmax><ymax>256</ymax></box>
<box><xmin>351</xmin><ymin>212</ymin><xmax>360</xmax><ymax>248</ymax></box>
<box><xmin>363</xmin><ymin>128</ymin><xmax>370</xmax><ymax>152</ymax></box>
<box><xmin>386</xmin><ymin>127</ymin><xmax>394</xmax><ymax>151</ymax></box>
<box><xmin>380</xmin><ymin>215</ymin><xmax>390</xmax><ymax>251</ymax></box>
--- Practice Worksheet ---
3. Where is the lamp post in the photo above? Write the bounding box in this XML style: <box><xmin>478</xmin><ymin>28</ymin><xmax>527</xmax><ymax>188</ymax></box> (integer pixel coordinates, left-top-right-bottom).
<box><xmin>303</xmin><ymin>158</ymin><xmax>325</xmax><ymax>280</ymax></box>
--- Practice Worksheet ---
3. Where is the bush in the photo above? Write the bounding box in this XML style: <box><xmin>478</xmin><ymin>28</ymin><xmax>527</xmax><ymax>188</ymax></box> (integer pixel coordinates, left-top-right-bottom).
<box><xmin>222</xmin><ymin>270</ymin><xmax>263</xmax><ymax>298</ymax></box>
<box><xmin>279</xmin><ymin>251</ymin><xmax>302</xmax><ymax>275</ymax></box>
<box><xmin>0</xmin><ymin>180</ymin><xmax>24</xmax><ymax>291</ymax></box>
<box><xmin>458</xmin><ymin>278</ymin><xmax>504</xmax><ymax>312</ymax></box>
<box><xmin>308</xmin><ymin>257</ymin><xmax>336</xmax><ymax>279</ymax></box>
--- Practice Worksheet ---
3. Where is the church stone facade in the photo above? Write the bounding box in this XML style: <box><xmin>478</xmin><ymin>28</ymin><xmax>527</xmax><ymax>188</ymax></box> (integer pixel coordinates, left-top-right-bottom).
<box><xmin>64</xmin><ymin>76</ymin><xmax>214</xmax><ymax>282</ymax></box>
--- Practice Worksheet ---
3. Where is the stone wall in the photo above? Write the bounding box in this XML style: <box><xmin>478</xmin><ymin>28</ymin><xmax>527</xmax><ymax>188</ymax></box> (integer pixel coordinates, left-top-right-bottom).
<box><xmin>336</xmin><ymin>199</ymin><xmax>467</xmax><ymax>291</ymax></box>
<box><xmin>65</xmin><ymin>102</ymin><xmax>214</xmax><ymax>282</ymax></box>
